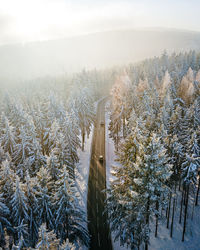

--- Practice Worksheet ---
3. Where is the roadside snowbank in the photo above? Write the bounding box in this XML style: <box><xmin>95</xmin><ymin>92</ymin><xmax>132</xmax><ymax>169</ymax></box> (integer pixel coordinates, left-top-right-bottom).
<box><xmin>76</xmin><ymin>127</ymin><xmax>93</xmax><ymax>214</ymax></box>
<box><xmin>76</xmin><ymin>100</ymin><xmax>98</xmax><ymax>214</ymax></box>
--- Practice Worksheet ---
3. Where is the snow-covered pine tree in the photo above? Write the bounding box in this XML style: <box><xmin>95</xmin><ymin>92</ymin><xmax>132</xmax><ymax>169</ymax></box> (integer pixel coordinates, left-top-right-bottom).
<box><xmin>24</xmin><ymin>172</ymin><xmax>40</xmax><ymax>248</ymax></box>
<box><xmin>23</xmin><ymin>115</ymin><xmax>46</xmax><ymax>177</ymax></box>
<box><xmin>160</xmin><ymin>70</ymin><xmax>172</xmax><ymax>98</ymax></box>
<box><xmin>33</xmin><ymin>100</ymin><xmax>52</xmax><ymax>156</ymax></box>
<box><xmin>49</xmin><ymin>119</ymin><xmax>60</xmax><ymax>152</ymax></box>
<box><xmin>0</xmin><ymin>116</ymin><xmax>17</xmax><ymax>156</ymax></box>
<box><xmin>194</xmin><ymin>96</ymin><xmax>200</xmax><ymax>130</ymax></box>
<box><xmin>109</xmin><ymin>110</ymin><xmax>122</xmax><ymax>151</ymax></box>
<box><xmin>134</xmin><ymin>133</ymin><xmax>171</xmax><ymax>248</ymax></box>
<box><xmin>11</xmin><ymin>233</ymin><xmax>27</xmax><ymax>250</ymax></box>
<box><xmin>109</xmin><ymin>75</ymin><xmax>126</xmax><ymax>149</ymax></box>
<box><xmin>35</xmin><ymin>167</ymin><xmax>54</xmax><ymax>231</ymax></box>
<box><xmin>28</xmin><ymin>137</ymin><xmax>46</xmax><ymax>177</ymax></box>
<box><xmin>46</xmin><ymin>150</ymin><xmax>61</xmax><ymax>182</ymax></box>
<box><xmin>60</xmin><ymin>239</ymin><xmax>75</xmax><ymax>250</ymax></box>
<box><xmin>12</xmin><ymin>126</ymin><xmax>33</xmax><ymax>179</ymax></box>
<box><xmin>106</xmin><ymin>124</ymin><xmax>146</xmax><ymax>249</ymax></box>
<box><xmin>0</xmin><ymin>193</ymin><xmax>11</xmax><ymax>247</ymax></box>
<box><xmin>0</xmin><ymin>160</ymin><xmax>15</xmax><ymax>209</ymax></box>
<box><xmin>58</xmin><ymin>113</ymin><xmax>81</xmax><ymax>177</ymax></box>
<box><xmin>36</xmin><ymin>223</ymin><xmax>59</xmax><ymax>250</ymax></box>
<box><xmin>107</xmin><ymin>131</ymin><xmax>172</xmax><ymax>249</ymax></box>
<box><xmin>178</xmin><ymin>68</ymin><xmax>195</xmax><ymax>106</ymax></box>
<box><xmin>10</xmin><ymin>176</ymin><xmax>29</xmax><ymax>247</ymax></box>
<box><xmin>68</xmin><ymin>86</ymin><xmax>94</xmax><ymax>151</ymax></box>
<box><xmin>54</xmin><ymin>168</ymin><xmax>89</xmax><ymax>248</ymax></box>
<box><xmin>61</xmin><ymin>113</ymin><xmax>80</xmax><ymax>164</ymax></box>
<box><xmin>0</xmin><ymin>145</ymin><xmax>10</xmax><ymax>164</ymax></box>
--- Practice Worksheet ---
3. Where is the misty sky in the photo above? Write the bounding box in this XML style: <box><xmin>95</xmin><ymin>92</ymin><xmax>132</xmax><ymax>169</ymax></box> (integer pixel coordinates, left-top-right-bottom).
<box><xmin>0</xmin><ymin>0</ymin><xmax>200</xmax><ymax>45</ymax></box>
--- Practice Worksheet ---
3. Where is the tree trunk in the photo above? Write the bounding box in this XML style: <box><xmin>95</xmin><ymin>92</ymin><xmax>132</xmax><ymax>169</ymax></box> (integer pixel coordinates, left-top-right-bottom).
<box><xmin>191</xmin><ymin>196</ymin><xmax>195</xmax><ymax>220</ymax></box>
<box><xmin>155</xmin><ymin>200</ymin><xmax>159</xmax><ymax>237</ymax></box>
<box><xmin>122</xmin><ymin>116</ymin><xmax>125</xmax><ymax>138</ymax></box>
<box><xmin>82</xmin><ymin>131</ymin><xmax>85</xmax><ymax>151</ymax></box>
<box><xmin>166</xmin><ymin>205</ymin><xmax>168</xmax><ymax>219</ymax></box>
<box><xmin>183</xmin><ymin>185</ymin><xmax>186</xmax><ymax>205</ymax></box>
<box><xmin>116</xmin><ymin>123</ymin><xmax>119</xmax><ymax>152</ymax></box>
<box><xmin>179</xmin><ymin>186</ymin><xmax>184</xmax><ymax>224</ymax></box>
<box><xmin>182</xmin><ymin>184</ymin><xmax>189</xmax><ymax>242</ymax></box>
<box><xmin>170</xmin><ymin>197</ymin><xmax>176</xmax><ymax>238</ymax></box>
<box><xmin>66</xmin><ymin>215</ymin><xmax>69</xmax><ymax>239</ymax></box>
<box><xmin>195</xmin><ymin>177</ymin><xmax>200</xmax><ymax>206</ymax></box>
<box><xmin>178</xmin><ymin>178</ymin><xmax>181</xmax><ymax>191</ymax></box>
<box><xmin>167</xmin><ymin>192</ymin><xmax>172</xmax><ymax>228</ymax></box>
<box><xmin>145</xmin><ymin>198</ymin><xmax>150</xmax><ymax>250</ymax></box>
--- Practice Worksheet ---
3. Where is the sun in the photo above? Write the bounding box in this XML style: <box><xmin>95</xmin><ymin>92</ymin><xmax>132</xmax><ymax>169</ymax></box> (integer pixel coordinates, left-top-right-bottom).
<box><xmin>1</xmin><ymin>0</ymin><xmax>82</xmax><ymax>43</ymax></box>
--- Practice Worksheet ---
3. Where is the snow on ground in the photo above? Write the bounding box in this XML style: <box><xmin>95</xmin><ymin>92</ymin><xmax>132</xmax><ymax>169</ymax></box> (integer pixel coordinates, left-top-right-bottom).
<box><xmin>149</xmin><ymin>191</ymin><xmax>200</xmax><ymax>250</ymax></box>
<box><xmin>105</xmin><ymin>101</ymin><xmax>200</xmax><ymax>250</ymax></box>
<box><xmin>75</xmin><ymin>127</ymin><xmax>93</xmax><ymax>250</ymax></box>
<box><xmin>76</xmin><ymin>127</ymin><xmax>93</xmax><ymax>215</ymax></box>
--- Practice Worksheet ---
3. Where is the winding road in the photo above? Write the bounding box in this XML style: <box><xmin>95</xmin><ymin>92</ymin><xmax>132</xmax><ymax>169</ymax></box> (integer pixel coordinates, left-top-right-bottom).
<box><xmin>87</xmin><ymin>98</ymin><xmax>113</xmax><ymax>250</ymax></box>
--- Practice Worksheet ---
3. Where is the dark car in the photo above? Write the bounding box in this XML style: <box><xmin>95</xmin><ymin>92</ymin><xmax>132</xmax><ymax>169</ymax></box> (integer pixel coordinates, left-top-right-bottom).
<box><xmin>100</xmin><ymin>121</ymin><xmax>104</xmax><ymax>126</ymax></box>
<box><xmin>99</xmin><ymin>155</ymin><xmax>103</xmax><ymax>162</ymax></box>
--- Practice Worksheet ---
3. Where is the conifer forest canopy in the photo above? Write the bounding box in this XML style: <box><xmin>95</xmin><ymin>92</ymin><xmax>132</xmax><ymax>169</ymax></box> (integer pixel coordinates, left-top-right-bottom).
<box><xmin>0</xmin><ymin>50</ymin><xmax>200</xmax><ymax>249</ymax></box>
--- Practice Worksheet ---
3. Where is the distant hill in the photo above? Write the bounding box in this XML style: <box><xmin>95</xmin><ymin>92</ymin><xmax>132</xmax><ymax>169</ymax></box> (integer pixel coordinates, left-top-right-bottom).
<box><xmin>0</xmin><ymin>29</ymin><xmax>200</xmax><ymax>80</ymax></box>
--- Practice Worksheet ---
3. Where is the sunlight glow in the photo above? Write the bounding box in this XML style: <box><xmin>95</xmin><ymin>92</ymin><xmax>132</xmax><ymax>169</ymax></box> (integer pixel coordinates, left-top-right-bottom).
<box><xmin>0</xmin><ymin>0</ymin><xmax>200</xmax><ymax>44</ymax></box>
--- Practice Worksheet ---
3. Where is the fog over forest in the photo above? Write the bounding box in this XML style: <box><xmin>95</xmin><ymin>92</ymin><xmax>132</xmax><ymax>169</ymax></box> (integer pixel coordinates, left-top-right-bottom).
<box><xmin>0</xmin><ymin>28</ymin><xmax>200</xmax><ymax>81</ymax></box>
<box><xmin>0</xmin><ymin>1</ymin><xmax>200</xmax><ymax>250</ymax></box>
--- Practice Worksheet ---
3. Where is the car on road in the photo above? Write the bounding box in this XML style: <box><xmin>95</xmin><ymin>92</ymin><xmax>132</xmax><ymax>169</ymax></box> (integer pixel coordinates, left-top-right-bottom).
<box><xmin>100</xmin><ymin>121</ymin><xmax>104</xmax><ymax>126</ymax></box>
<box><xmin>99</xmin><ymin>155</ymin><xmax>103</xmax><ymax>162</ymax></box>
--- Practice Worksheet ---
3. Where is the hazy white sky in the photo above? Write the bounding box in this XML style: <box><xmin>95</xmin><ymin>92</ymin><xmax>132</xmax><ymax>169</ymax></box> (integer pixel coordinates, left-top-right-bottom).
<box><xmin>0</xmin><ymin>0</ymin><xmax>199</xmax><ymax>45</ymax></box>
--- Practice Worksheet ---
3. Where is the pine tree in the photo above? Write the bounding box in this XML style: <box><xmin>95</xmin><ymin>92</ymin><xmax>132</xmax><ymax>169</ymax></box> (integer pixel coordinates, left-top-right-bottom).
<box><xmin>0</xmin><ymin>146</ymin><xmax>10</xmax><ymax>164</ymax></box>
<box><xmin>68</xmin><ymin>87</ymin><xmax>94</xmax><ymax>151</ymax></box>
<box><xmin>107</xmin><ymin>132</ymin><xmax>172</xmax><ymax>249</ymax></box>
<box><xmin>36</xmin><ymin>167</ymin><xmax>54</xmax><ymax>231</ymax></box>
<box><xmin>0</xmin><ymin>160</ymin><xmax>15</xmax><ymax>210</ymax></box>
<box><xmin>24</xmin><ymin>116</ymin><xmax>46</xmax><ymax>177</ymax></box>
<box><xmin>46</xmin><ymin>150</ymin><xmax>61</xmax><ymax>182</ymax></box>
<box><xmin>109</xmin><ymin>74</ymin><xmax>132</xmax><ymax>148</ymax></box>
<box><xmin>55</xmin><ymin>113</ymin><xmax>80</xmax><ymax>177</ymax></box>
<box><xmin>54</xmin><ymin>168</ymin><xmax>89</xmax><ymax>247</ymax></box>
<box><xmin>0</xmin><ymin>116</ymin><xmax>17</xmax><ymax>156</ymax></box>
<box><xmin>10</xmin><ymin>177</ymin><xmax>29</xmax><ymax>247</ymax></box>
<box><xmin>161</xmin><ymin>70</ymin><xmax>172</xmax><ymax>98</ymax></box>
<box><xmin>178</xmin><ymin>68</ymin><xmax>195</xmax><ymax>106</ymax></box>
<box><xmin>60</xmin><ymin>239</ymin><xmax>75</xmax><ymax>250</ymax></box>
<box><xmin>61</xmin><ymin>113</ymin><xmax>80</xmax><ymax>166</ymax></box>
<box><xmin>0</xmin><ymin>193</ymin><xmax>11</xmax><ymax>247</ymax></box>
<box><xmin>106</xmin><ymin>125</ymin><xmax>146</xmax><ymax>249</ymax></box>
<box><xmin>36</xmin><ymin>223</ymin><xmax>59</xmax><ymax>250</ymax></box>
<box><xmin>24</xmin><ymin>172</ymin><xmax>40</xmax><ymax>248</ymax></box>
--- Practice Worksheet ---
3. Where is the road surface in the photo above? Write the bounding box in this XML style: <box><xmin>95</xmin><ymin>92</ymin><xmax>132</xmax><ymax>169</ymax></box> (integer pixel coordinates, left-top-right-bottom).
<box><xmin>87</xmin><ymin>98</ymin><xmax>112</xmax><ymax>250</ymax></box>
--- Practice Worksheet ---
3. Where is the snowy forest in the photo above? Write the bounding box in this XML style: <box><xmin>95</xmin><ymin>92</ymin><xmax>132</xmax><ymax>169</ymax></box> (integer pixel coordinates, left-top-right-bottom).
<box><xmin>0</xmin><ymin>69</ymin><xmax>114</xmax><ymax>248</ymax></box>
<box><xmin>107</xmin><ymin>51</ymin><xmax>200</xmax><ymax>249</ymax></box>
<box><xmin>0</xmin><ymin>50</ymin><xmax>200</xmax><ymax>250</ymax></box>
